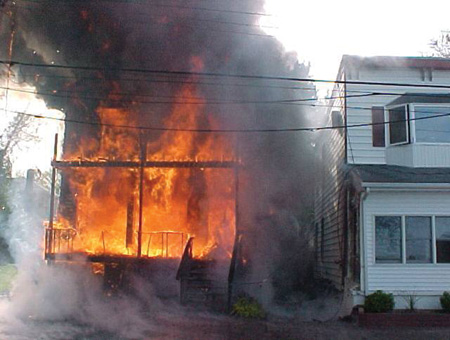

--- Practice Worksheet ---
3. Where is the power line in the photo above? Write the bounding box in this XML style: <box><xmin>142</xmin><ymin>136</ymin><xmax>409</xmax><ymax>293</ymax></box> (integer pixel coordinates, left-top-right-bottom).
<box><xmin>2</xmin><ymin>85</ymin><xmax>381</xmax><ymax>106</ymax></box>
<box><xmin>14</xmin><ymin>71</ymin><xmax>450</xmax><ymax>98</ymax></box>
<box><xmin>5</xmin><ymin>60</ymin><xmax>450</xmax><ymax>90</ymax></box>
<box><xmin>15</xmin><ymin>72</ymin><xmax>318</xmax><ymax>92</ymax></box>
<box><xmin>5</xmin><ymin>83</ymin><xmax>450</xmax><ymax>112</ymax></box>
<box><xmin>3</xmin><ymin>106</ymin><xmax>450</xmax><ymax>133</ymax></box>
<box><xmin>16</xmin><ymin>0</ymin><xmax>272</xmax><ymax>17</ymax></box>
<box><xmin>14</xmin><ymin>72</ymin><xmax>450</xmax><ymax>105</ymax></box>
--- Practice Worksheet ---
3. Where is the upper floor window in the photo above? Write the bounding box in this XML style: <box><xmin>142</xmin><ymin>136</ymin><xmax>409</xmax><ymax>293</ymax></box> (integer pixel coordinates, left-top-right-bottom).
<box><xmin>388</xmin><ymin>105</ymin><xmax>409</xmax><ymax>145</ymax></box>
<box><xmin>385</xmin><ymin>103</ymin><xmax>450</xmax><ymax>146</ymax></box>
<box><xmin>413</xmin><ymin>105</ymin><xmax>450</xmax><ymax>143</ymax></box>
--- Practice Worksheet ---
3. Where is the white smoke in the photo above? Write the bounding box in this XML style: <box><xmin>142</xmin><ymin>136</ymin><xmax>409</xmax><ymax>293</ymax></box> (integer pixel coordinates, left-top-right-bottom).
<box><xmin>0</xmin><ymin>179</ymin><xmax>166</xmax><ymax>339</ymax></box>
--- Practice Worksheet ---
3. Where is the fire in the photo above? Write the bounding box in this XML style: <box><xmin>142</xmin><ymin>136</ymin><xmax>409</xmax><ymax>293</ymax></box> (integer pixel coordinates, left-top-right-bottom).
<box><xmin>51</xmin><ymin>73</ymin><xmax>236</xmax><ymax>260</ymax></box>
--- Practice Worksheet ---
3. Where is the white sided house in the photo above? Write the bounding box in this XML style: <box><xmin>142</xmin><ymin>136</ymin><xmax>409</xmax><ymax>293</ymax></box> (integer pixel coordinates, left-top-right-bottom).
<box><xmin>314</xmin><ymin>55</ymin><xmax>450</xmax><ymax>310</ymax></box>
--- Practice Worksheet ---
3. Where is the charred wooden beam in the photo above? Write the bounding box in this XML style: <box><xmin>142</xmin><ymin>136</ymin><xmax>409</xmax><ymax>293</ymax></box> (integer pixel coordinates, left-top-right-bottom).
<box><xmin>52</xmin><ymin>160</ymin><xmax>238</xmax><ymax>169</ymax></box>
<box><xmin>137</xmin><ymin>133</ymin><xmax>146</xmax><ymax>258</ymax></box>
<box><xmin>46</xmin><ymin>133</ymin><xmax>59</xmax><ymax>259</ymax></box>
<box><xmin>126</xmin><ymin>198</ymin><xmax>134</xmax><ymax>248</ymax></box>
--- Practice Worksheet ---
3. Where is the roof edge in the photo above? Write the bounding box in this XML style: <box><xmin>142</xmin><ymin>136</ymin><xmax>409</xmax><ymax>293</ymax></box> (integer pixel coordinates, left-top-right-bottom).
<box><xmin>341</xmin><ymin>55</ymin><xmax>450</xmax><ymax>71</ymax></box>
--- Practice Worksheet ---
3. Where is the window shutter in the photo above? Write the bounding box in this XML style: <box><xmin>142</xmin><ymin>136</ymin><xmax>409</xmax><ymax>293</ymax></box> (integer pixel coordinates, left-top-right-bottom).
<box><xmin>372</xmin><ymin>106</ymin><xmax>385</xmax><ymax>147</ymax></box>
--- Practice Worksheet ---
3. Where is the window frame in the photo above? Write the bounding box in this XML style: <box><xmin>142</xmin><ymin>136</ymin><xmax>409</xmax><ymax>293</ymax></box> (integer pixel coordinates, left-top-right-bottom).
<box><xmin>404</xmin><ymin>216</ymin><xmax>433</xmax><ymax>264</ymax></box>
<box><xmin>386</xmin><ymin>104</ymin><xmax>410</xmax><ymax>146</ymax></box>
<box><xmin>374</xmin><ymin>214</ymin><xmax>450</xmax><ymax>265</ymax></box>
<box><xmin>410</xmin><ymin>103</ymin><xmax>450</xmax><ymax>145</ymax></box>
<box><xmin>435</xmin><ymin>216</ymin><xmax>450</xmax><ymax>263</ymax></box>
<box><xmin>374</xmin><ymin>215</ymin><xmax>402</xmax><ymax>263</ymax></box>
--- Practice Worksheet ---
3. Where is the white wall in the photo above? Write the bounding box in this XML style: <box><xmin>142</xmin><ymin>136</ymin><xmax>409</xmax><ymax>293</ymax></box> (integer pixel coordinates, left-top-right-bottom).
<box><xmin>386</xmin><ymin>144</ymin><xmax>450</xmax><ymax>167</ymax></box>
<box><xmin>345</xmin><ymin>67</ymin><xmax>450</xmax><ymax>166</ymax></box>
<box><xmin>362</xmin><ymin>188</ymin><xmax>450</xmax><ymax>309</ymax></box>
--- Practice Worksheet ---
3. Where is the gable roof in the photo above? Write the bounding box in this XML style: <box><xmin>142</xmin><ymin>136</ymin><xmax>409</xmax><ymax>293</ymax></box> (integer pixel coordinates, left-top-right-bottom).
<box><xmin>387</xmin><ymin>93</ymin><xmax>450</xmax><ymax>106</ymax></box>
<box><xmin>350</xmin><ymin>164</ymin><xmax>450</xmax><ymax>184</ymax></box>
<box><xmin>341</xmin><ymin>55</ymin><xmax>450</xmax><ymax>71</ymax></box>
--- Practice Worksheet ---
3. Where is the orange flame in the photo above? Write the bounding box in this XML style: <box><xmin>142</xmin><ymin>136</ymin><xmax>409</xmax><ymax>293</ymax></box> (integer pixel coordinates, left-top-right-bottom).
<box><xmin>55</xmin><ymin>73</ymin><xmax>236</xmax><ymax>259</ymax></box>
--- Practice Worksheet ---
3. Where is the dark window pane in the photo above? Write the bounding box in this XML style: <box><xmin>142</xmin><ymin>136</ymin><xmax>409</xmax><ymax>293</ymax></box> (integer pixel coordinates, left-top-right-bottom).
<box><xmin>436</xmin><ymin>217</ymin><xmax>450</xmax><ymax>263</ymax></box>
<box><xmin>372</xmin><ymin>107</ymin><xmax>385</xmax><ymax>147</ymax></box>
<box><xmin>375</xmin><ymin>216</ymin><xmax>402</xmax><ymax>263</ymax></box>
<box><xmin>405</xmin><ymin>216</ymin><xmax>432</xmax><ymax>263</ymax></box>
<box><xmin>415</xmin><ymin>106</ymin><xmax>450</xmax><ymax>143</ymax></box>
<box><xmin>389</xmin><ymin>106</ymin><xmax>408</xmax><ymax>144</ymax></box>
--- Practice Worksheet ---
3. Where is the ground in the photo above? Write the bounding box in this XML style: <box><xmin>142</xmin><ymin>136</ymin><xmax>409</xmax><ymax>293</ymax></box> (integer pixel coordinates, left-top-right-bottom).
<box><xmin>2</xmin><ymin>310</ymin><xmax>450</xmax><ymax>340</ymax></box>
<box><xmin>0</xmin><ymin>266</ymin><xmax>450</xmax><ymax>339</ymax></box>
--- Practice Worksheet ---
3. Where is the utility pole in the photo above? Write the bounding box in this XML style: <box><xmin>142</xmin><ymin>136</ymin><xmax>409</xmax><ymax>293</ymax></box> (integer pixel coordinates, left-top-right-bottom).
<box><xmin>3</xmin><ymin>0</ymin><xmax>16</xmax><ymax>118</ymax></box>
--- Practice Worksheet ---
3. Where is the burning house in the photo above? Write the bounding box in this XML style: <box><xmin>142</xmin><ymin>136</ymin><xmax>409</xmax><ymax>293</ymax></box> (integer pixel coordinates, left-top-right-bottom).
<box><xmin>45</xmin><ymin>119</ymin><xmax>240</xmax><ymax>304</ymax></box>
<box><xmin>1</xmin><ymin>0</ymin><xmax>317</xmax><ymax>308</ymax></box>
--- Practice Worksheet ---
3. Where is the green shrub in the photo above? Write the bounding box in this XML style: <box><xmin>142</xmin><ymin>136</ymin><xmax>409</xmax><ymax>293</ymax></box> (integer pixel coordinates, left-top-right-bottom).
<box><xmin>440</xmin><ymin>291</ymin><xmax>450</xmax><ymax>312</ymax></box>
<box><xmin>364</xmin><ymin>290</ymin><xmax>394</xmax><ymax>313</ymax></box>
<box><xmin>231</xmin><ymin>296</ymin><xmax>266</xmax><ymax>319</ymax></box>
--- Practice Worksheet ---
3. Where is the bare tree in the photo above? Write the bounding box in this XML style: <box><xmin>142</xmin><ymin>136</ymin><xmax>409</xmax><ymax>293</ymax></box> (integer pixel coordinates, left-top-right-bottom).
<box><xmin>0</xmin><ymin>110</ymin><xmax>40</xmax><ymax>211</ymax></box>
<box><xmin>430</xmin><ymin>31</ymin><xmax>450</xmax><ymax>58</ymax></box>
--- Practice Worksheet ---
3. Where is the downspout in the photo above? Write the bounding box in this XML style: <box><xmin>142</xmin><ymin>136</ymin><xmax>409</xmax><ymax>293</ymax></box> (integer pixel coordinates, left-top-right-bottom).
<box><xmin>359</xmin><ymin>187</ymin><xmax>370</xmax><ymax>296</ymax></box>
<box><xmin>342</xmin><ymin>184</ymin><xmax>349</xmax><ymax>287</ymax></box>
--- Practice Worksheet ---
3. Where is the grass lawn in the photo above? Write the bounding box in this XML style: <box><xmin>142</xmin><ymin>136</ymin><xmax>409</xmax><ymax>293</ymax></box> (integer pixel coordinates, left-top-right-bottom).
<box><xmin>0</xmin><ymin>264</ymin><xmax>17</xmax><ymax>293</ymax></box>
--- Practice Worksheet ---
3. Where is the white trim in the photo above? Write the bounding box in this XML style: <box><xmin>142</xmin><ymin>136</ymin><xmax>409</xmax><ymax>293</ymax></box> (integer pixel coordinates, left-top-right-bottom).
<box><xmin>432</xmin><ymin>216</ymin><xmax>437</xmax><ymax>264</ymax></box>
<box><xmin>401</xmin><ymin>216</ymin><xmax>406</xmax><ymax>264</ymax></box>
<box><xmin>373</xmin><ymin>214</ymin><xmax>450</xmax><ymax>266</ymax></box>
<box><xmin>360</xmin><ymin>189</ymin><xmax>369</xmax><ymax>295</ymax></box>
<box><xmin>413</xmin><ymin>142</ymin><xmax>450</xmax><ymax>146</ymax></box>
<box><xmin>362</xmin><ymin>182</ymin><xmax>450</xmax><ymax>190</ymax></box>
<box><xmin>386</xmin><ymin>104</ymin><xmax>409</xmax><ymax>146</ymax></box>
<box><xmin>410</xmin><ymin>103</ymin><xmax>450</xmax><ymax>144</ymax></box>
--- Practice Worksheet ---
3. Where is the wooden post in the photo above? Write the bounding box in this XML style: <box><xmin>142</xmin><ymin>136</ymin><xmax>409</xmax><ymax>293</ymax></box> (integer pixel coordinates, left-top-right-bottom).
<box><xmin>137</xmin><ymin>132</ymin><xmax>146</xmax><ymax>257</ymax></box>
<box><xmin>126</xmin><ymin>197</ymin><xmax>134</xmax><ymax>248</ymax></box>
<box><xmin>228</xmin><ymin>135</ymin><xmax>240</xmax><ymax>312</ymax></box>
<box><xmin>47</xmin><ymin>133</ymin><xmax>58</xmax><ymax>257</ymax></box>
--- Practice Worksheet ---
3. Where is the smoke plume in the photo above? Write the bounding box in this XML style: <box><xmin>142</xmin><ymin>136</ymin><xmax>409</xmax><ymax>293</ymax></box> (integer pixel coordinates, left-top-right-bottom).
<box><xmin>0</xmin><ymin>0</ymin><xmax>319</xmax><ymax>315</ymax></box>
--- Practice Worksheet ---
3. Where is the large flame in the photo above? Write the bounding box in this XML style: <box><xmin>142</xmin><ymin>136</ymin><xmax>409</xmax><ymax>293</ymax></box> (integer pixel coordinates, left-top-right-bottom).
<box><xmin>53</xmin><ymin>65</ymin><xmax>236</xmax><ymax>259</ymax></box>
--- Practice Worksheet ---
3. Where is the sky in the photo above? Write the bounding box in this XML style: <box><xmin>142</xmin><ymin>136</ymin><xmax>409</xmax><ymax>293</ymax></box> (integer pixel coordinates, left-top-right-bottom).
<box><xmin>262</xmin><ymin>0</ymin><xmax>450</xmax><ymax>91</ymax></box>
<box><xmin>0</xmin><ymin>79</ymin><xmax>64</xmax><ymax>176</ymax></box>
<box><xmin>2</xmin><ymin>0</ymin><xmax>450</xmax><ymax>175</ymax></box>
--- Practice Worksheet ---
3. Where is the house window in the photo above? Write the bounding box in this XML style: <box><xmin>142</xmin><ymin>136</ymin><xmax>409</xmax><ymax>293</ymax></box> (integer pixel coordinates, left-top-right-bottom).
<box><xmin>372</xmin><ymin>107</ymin><xmax>385</xmax><ymax>147</ymax></box>
<box><xmin>375</xmin><ymin>215</ymin><xmax>450</xmax><ymax>264</ymax></box>
<box><xmin>388</xmin><ymin>105</ymin><xmax>408</xmax><ymax>145</ymax></box>
<box><xmin>405</xmin><ymin>216</ymin><xmax>432</xmax><ymax>263</ymax></box>
<box><xmin>414</xmin><ymin>105</ymin><xmax>450</xmax><ymax>143</ymax></box>
<box><xmin>375</xmin><ymin>216</ymin><xmax>402</xmax><ymax>263</ymax></box>
<box><xmin>436</xmin><ymin>217</ymin><xmax>450</xmax><ymax>263</ymax></box>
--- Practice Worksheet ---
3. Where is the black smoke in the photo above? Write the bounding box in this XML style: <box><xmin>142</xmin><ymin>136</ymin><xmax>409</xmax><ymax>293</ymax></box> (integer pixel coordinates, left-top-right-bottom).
<box><xmin>1</xmin><ymin>0</ymin><xmax>318</xmax><ymax>303</ymax></box>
